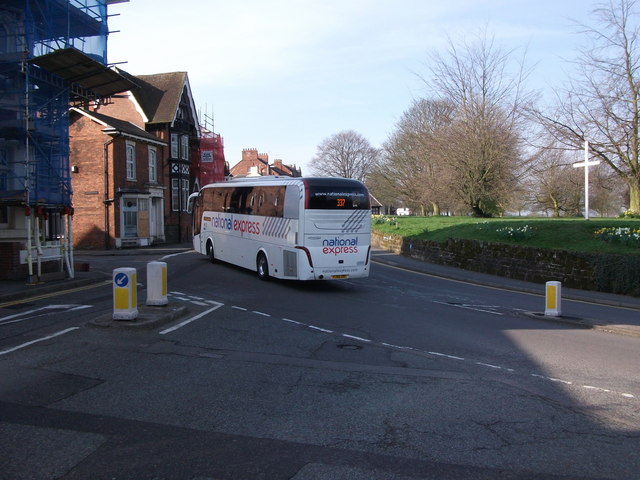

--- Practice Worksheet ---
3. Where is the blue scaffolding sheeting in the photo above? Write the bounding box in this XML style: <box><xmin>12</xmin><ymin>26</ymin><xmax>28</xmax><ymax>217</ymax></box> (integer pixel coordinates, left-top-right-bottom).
<box><xmin>0</xmin><ymin>0</ymin><xmax>110</xmax><ymax>209</ymax></box>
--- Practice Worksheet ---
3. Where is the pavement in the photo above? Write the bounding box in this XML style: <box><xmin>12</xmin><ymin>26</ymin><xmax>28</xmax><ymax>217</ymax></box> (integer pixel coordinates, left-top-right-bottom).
<box><xmin>1</xmin><ymin>244</ymin><xmax>640</xmax><ymax>337</ymax></box>
<box><xmin>0</xmin><ymin>243</ymin><xmax>194</xmax><ymax>305</ymax></box>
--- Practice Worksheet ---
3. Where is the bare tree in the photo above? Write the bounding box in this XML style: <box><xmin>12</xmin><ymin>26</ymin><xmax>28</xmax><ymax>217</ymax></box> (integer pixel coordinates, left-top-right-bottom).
<box><xmin>536</xmin><ymin>0</ymin><xmax>640</xmax><ymax>213</ymax></box>
<box><xmin>438</xmin><ymin>109</ymin><xmax>522</xmax><ymax>216</ymax></box>
<box><xmin>373</xmin><ymin>98</ymin><xmax>455</xmax><ymax>215</ymax></box>
<box><xmin>524</xmin><ymin>145</ymin><xmax>583</xmax><ymax>216</ymax></box>
<box><xmin>365</xmin><ymin>169</ymin><xmax>400</xmax><ymax>214</ymax></box>
<box><xmin>590</xmin><ymin>164</ymin><xmax>628</xmax><ymax>215</ymax></box>
<box><xmin>309</xmin><ymin>130</ymin><xmax>379</xmax><ymax>181</ymax></box>
<box><xmin>423</xmin><ymin>29</ymin><xmax>533</xmax><ymax>216</ymax></box>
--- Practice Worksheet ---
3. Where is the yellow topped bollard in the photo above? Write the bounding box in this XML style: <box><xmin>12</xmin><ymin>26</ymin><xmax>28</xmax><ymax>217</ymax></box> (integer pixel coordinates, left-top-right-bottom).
<box><xmin>545</xmin><ymin>281</ymin><xmax>562</xmax><ymax>317</ymax></box>
<box><xmin>146</xmin><ymin>261</ymin><xmax>168</xmax><ymax>306</ymax></box>
<box><xmin>113</xmin><ymin>267</ymin><xmax>138</xmax><ymax>320</ymax></box>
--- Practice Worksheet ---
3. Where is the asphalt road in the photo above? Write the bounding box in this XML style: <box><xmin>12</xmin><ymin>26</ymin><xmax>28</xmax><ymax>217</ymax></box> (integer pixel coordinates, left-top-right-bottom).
<box><xmin>0</xmin><ymin>249</ymin><xmax>638</xmax><ymax>479</ymax></box>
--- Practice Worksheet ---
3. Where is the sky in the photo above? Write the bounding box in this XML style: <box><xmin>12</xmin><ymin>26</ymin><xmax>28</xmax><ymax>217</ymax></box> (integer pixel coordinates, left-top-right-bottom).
<box><xmin>106</xmin><ymin>0</ymin><xmax>598</xmax><ymax>175</ymax></box>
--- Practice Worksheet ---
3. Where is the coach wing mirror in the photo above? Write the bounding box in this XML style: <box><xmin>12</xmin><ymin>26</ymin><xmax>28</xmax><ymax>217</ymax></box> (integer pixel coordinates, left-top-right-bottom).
<box><xmin>186</xmin><ymin>192</ymin><xmax>199</xmax><ymax>214</ymax></box>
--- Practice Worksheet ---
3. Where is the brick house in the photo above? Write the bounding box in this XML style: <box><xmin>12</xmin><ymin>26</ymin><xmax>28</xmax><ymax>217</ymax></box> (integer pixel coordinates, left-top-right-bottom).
<box><xmin>230</xmin><ymin>148</ymin><xmax>301</xmax><ymax>177</ymax></box>
<box><xmin>69</xmin><ymin>108</ymin><xmax>167</xmax><ymax>249</ymax></box>
<box><xmin>69</xmin><ymin>70</ymin><xmax>199</xmax><ymax>249</ymax></box>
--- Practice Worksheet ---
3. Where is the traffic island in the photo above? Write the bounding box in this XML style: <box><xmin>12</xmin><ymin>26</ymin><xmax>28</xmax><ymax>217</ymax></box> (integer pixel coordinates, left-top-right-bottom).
<box><xmin>89</xmin><ymin>305</ymin><xmax>189</xmax><ymax>330</ymax></box>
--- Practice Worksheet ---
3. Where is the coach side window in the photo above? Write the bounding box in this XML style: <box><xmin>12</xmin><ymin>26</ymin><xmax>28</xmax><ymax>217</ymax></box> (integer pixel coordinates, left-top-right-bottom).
<box><xmin>228</xmin><ymin>187</ymin><xmax>253</xmax><ymax>214</ymax></box>
<box><xmin>283</xmin><ymin>185</ymin><xmax>300</xmax><ymax>219</ymax></box>
<box><xmin>256</xmin><ymin>186</ymin><xmax>284</xmax><ymax>217</ymax></box>
<box><xmin>228</xmin><ymin>188</ymin><xmax>241</xmax><ymax>213</ymax></box>
<box><xmin>242</xmin><ymin>187</ymin><xmax>254</xmax><ymax>214</ymax></box>
<box><xmin>192</xmin><ymin>195</ymin><xmax>202</xmax><ymax>235</ymax></box>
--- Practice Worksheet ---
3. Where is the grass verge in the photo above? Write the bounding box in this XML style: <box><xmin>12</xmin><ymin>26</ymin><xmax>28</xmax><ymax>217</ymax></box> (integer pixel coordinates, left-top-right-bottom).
<box><xmin>371</xmin><ymin>216</ymin><xmax>640</xmax><ymax>256</ymax></box>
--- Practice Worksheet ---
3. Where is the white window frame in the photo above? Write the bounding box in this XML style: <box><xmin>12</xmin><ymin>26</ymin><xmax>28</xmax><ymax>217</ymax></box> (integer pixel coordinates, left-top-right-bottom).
<box><xmin>0</xmin><ymin>25</ymin><xmax>8</xmax><ymax>55</ymax></box>
<box><xmin>171</xmin><ymin>133</ymin><xmax>179</xmax><ymax>158</ymax></box>
<box><xmin>171</xmin><ymin>177</ymin><xmax>190</xmax><ymax>212</ymax></box>
<box><xmin>181</xmin><ymin>178</ymin><xmax>189</xmax><ymax>211</ymax></box>
<box><xmin>148</xmin><ymin>147</ymin><xmax>157</xmax><ymax>182</ymax></box>
<box><xmin>122</xmin><ymin>197</ymin><xmax>138</xmax><ymax>237</ymax></box>
<box><xmin>126</xmin><ymin>141</ymin><xmax>136</xmax><ymax>180</ymax></box>
<box><xmin>171</xmin><ymin>178</ymin><xmax>179</xmax><ymax>211</ymax></box>
<box><xmin>120</xmin><ymin>195</ymin><xmax>151</xmax><ymax>238</ymax></box>
<box><xmin>0</xmin><ymin>147</ymin><xmax>8</xmax><ymax>191</ymax></box>
<box><xmin>181</xmin><ymin>135</ymin><xmax>189</xmax><ymax>160</ymax></box>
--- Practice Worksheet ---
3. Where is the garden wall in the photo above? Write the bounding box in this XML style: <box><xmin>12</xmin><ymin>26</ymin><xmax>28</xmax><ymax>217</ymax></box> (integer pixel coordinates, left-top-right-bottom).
<box><xmin>371</xmin><ymin>231</ymin><xmax>640</xmax><ymax>296</ymax></box>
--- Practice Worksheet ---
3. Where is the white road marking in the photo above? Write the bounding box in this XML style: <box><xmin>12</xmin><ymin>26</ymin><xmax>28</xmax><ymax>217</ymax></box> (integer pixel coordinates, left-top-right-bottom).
<box><xmin>168</xmin><ymin>293</ymin><xmax>224</xmax><ymax>308</ymax></box>
<box><xmin>159</xmin><ymin>302</ymin><xmax>223</xmax><ymax>335</ymax></box>
<box><xmin>0</xmin><ymin>327</ymin><xmax>79</xmax><ymax>356</ymax></box>
<box><xmin>381</xmin><ymin>342</ymin><xmax>413</xmax><ymax>350</ymax></box>
<box><xmin>342</xmin><ymin>334</ymin><xmax>371</xmax><ymax>343</ymax></box>
<box><xmin>476</xmin><ymin>362</ymin><xmax>502</xmax><ymax>369</ymax></box>
<box><xmin>0</xmin><ymin>281</ymin><xmax>111</xmax><ymax>309</ymax></box>
<box><xmin>159</xmin><ymin>251</ymin><xmax>193</xmax><ymax>261</ymax></box>
<box><xmin>0</xmin><ymin>306</ymin><xmax>51</xmax><ymax>324</ymax></box>
<box><xmin>197</xmin><ymin>302</ymin><xmax>638</xmax><ymax>402</ymax></box>
<box><xmin>433</xmin><ymin>300</ymin><xmax>503</xmax><ymax>315</ymax></box>
<box><xmin>428</xmin><ymin>351</ymin><xmax>465</xmax><ymax>361</ymax></box>
<box><xmin>0</xmin><ymin>305</ymin><xmax>93</xmax><ymax>325</ymax></box>
<box><xmin>282</xmin><ymin>318</ymin><xmax>303</xmax><ymax>325</ymax></box>
<box><xmin>308</xmin><ymin>325</ymin><xmax>334</xmax><ymax>333</ymax></box>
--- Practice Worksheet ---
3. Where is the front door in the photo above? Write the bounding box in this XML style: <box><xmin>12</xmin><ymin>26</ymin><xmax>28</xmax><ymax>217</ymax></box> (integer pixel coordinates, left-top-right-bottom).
<box><xmin>123</xmin><ymin>198</ymin><xmax>137</xmax><ymax>238</ymax></box>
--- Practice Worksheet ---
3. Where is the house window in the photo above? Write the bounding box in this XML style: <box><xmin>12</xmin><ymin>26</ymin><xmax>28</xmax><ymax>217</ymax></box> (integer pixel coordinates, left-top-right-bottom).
<box><xmin>0</xmin><ymin>147</ymin><xmax>9</xmax><ymax>224</ymax></box>
<box><xmin>0</xmin><ymin>25</ymin><xmax>8</xmax><ymax>55</ymax></box>
<box><xmin>171</xmin><ymin>178</ymin><xmax>190</xmax><ymax>212</ymax></box>
<box><xmin>126</xmin><ymin>141</ymin><xmax>136</xmax><ymax>180</ymax></box>
<box><xmin>0</xmin><ymin>205</ymin><xmax>7</xmax><ymax>225</ymax></box>
<box><xmin>0</xmin><ymin>147</ymin><xmax>8</xmax><ymax>191</ymax></box>
<box><xmin>182</xmin><ymin>178</ymin><xmax>189</xmax><ymax>211</ymax></box>
<box><xmin>148</xmin><ymin>147</ymin><xmax>157</xmax><ymax>182</ymax></box>
<box><xmin>181</xmin><ymin>135</ymin><xmax>189</xmax><ymax>160</ymax></box>
<box><xmin>171</xmin><ymin>133</ymin><xmax>179</xmax><ymax>158</ymax></box>
<box><xmin>123</xmin><ymin>198</ymin><xmax>138</xmax><ymax>237</ymax></box>
<box><xmin>171</xmin><ymin>179</ymin><xmax>179</xmax><ymax>211</ymax></box>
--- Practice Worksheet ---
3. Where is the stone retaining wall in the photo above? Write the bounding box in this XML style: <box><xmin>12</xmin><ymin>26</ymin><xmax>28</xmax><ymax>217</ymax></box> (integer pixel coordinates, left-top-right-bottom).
<box><xmin>371</xmin><ymin>231</ymin><xmax>640</xmax><ymax>296</ymax></box>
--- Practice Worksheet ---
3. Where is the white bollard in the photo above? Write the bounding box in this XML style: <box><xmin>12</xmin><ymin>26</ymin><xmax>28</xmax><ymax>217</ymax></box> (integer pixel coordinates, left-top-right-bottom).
<box><xmin>545</xmin><ymin>281</ymin><xmax>562</xmax><ymax>317</ymax></box>
<box><xmin>146</xmin><ymin>261</ymin><xmax>168</xmax><ymax>306</ymax></box>
<box><xmin>113</xmin><ymin>267</ymin><xmax>138</xmax><ymax>320</ymax></box>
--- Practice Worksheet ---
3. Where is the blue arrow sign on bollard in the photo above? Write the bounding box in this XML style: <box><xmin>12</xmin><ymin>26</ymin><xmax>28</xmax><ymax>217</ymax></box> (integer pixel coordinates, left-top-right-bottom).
<box><xmin>114</xmin><ymin>272</ymin><xmax>129</xmax><ymax>288</ymax></box>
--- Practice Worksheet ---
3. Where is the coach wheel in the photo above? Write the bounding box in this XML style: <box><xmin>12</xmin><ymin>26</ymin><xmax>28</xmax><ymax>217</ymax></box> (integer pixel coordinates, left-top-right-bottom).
<box><xmin>207</xmin><ymin>242</ymin><xmax>216</xmax><ymax>264</ymax></box>
<box><xmin>257</xmin><ymin>253</ymin><xmax>269</xmax><ymax>281</ymax></box>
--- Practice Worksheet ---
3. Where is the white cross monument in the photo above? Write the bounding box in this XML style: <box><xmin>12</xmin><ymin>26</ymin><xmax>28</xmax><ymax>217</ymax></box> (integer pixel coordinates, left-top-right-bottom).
<box><xmin>573</xmin><ymin>140</ymin><xmax>600</xmax><ymax>220</ymax></box>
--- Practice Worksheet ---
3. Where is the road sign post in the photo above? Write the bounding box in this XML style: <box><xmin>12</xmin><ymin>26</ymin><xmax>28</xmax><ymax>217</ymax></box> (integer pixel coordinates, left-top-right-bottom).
<box><xmin>573</xmin><ymin>140</ymin><xmax>600</xmax><ymax>220</ymax></box>
<box><xmin>113</xmin><ymin>267</ymin><xmax>138</xmax><ymax>320</ymax></box>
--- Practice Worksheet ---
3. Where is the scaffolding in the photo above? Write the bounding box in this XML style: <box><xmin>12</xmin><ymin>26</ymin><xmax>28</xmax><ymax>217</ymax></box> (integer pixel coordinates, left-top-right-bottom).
<box><xmin>193</xmin><ymin>109</ymin><xmax>227</xmax><ymax>188</ymax></box>
<box><xmin>0</xmin><ymin>0</ymin><xmax>114</xmax><ymax>281</ymax></box>
<box><xmin>195</xmin><ymin>128</ymin><xmax>227</xmax><ymax>188</ymax></box>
